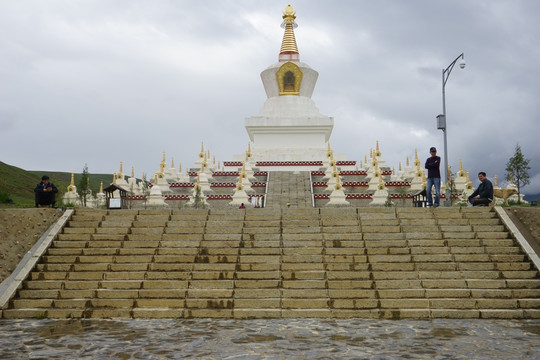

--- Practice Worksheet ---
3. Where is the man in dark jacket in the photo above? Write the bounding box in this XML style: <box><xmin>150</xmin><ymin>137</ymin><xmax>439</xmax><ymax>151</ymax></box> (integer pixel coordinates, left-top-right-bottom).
<box><xmin>34</xmin><ymin>175</ymin><xmax>58</xmax><ymax>207</ymax></box>
<box><xmin>468</xmin><ymin>172</ymin><xmax>493</xmax><ymax>206</ymax></box>
<box><xmin>425</xmin><ymin>147</ymin><xmax>441</xmax><ymax>207</ymax></box>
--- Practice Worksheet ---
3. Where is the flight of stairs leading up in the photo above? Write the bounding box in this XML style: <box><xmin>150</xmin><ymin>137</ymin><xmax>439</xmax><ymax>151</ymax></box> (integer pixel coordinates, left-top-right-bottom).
<box><xmin>3</xmin><ymin>207</ymin><xmax>540</xmax><ymax>319</ymax></box>
<box><xmin>264</xmin><ymin>171</ymin><xmax>312</xmax><ymax>208</ymax></box>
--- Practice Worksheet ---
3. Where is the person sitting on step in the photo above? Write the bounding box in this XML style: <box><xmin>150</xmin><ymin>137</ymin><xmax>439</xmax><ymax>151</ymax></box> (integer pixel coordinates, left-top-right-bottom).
<box><xmin>34</xmin><ymin>175</ymin><xmax>58</xmax><ymax>208</ymax></box>
<box><xmin>467</xmin><ymin>172</ymin><xmax>493</xmax><ymax>206</ymax></box>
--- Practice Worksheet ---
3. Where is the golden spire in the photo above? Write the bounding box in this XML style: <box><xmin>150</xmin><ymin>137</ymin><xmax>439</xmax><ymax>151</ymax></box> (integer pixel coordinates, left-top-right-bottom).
<box><xmin>279</xmin><ymin>4</ymin><xmax>299</xmax><ymax>60</ymax></box>
<box><xmin>494</xmin><ymin>175</ymin><xmax>498</xmax><ymax>187</ymax></box>
<box><xmin>213</xmin><ymin>156</ymin><xmax>216</xmax><ymax>165</ymax></box>
<box><xmin>466</xmin><ymin>170</ymin><xmax>470</xmax><ymax>182</ymax></box>
<box><xmin>113</xmin><ymin>173</ymin><xmax>117</xmax><ymax>184</ymax></box>
<box><xmin>131</xmin><ymin>166</ymin><xmax>134</xmax><ymax>178</ymax></box>
<box><xmin>99</xmin><ymin>181</ymin><xmax>103</xmax><ymax>193</ymax></box>
<box><xmin>178</xmin><ymin>163</ymin><xmax>182</xmax><ymax>173</ymax></box>
<box><xmin>119</xmin><ymin>161</ymin><xmax>123</xmax><ymax>176</ymax></box>
<box><xmin>70</xmin><ymin>173</ymin><xmax>75</xmax><ymax>186</ymax></box>
<box><xmin>360</xmin><ymin>160</ymin><xmax>363</xmax><ymax>168</ymax></box>
<box><xmin>160</xmin><ymin>151</ymin><xmax>166</xmax><ymax>172</ymax></box>
<box><xmin>142</xmin><ymin>172</ymin><xmax>145</xmax><ymax>181</ymax></box>
<box><xmin>459</xmin><ymin>159</ymin><xmax>463</xmax><ymax>171</ymax></box>
<box><xmin>406</xmin><ymin>156</ymin><xmax>410</xmax><ymax>167</ymax></box>
<box><xmin>199</xmin><ymin>142</ymin><xmax>204</xmax><ymax>159</ymax></box>
<box><xmin>399</xmin><ymin>162</ymin><xmax>402</xmax><ymax>171</ymax></box>
<box><xmin>154</xmin><ymin>174</ymin><xmax>158</xmax><ymax>183</ymax></box>
<box><xmin>328</xmin><ymin>142</ymin><xmax>331</xmax><ymax>151</ymax></box>
<box><xmin>375</xmin><ymin>141</ymin><xmax>381</xmax><ymax>157</ymax></box>
<box><xmin>393</xmin><ymin>166</ymin><xmax>395</xmax><ymax>175</ymax></box>
<box><xmin>364</xmin><ymin>155</ymin><xmax>368</xmax><ymax>164</ymax></box>
<box><xmin>171</xmin><ymin>157</ymin><xmax>174</xmax><ymax>169</ymax></box>
<box><xmin>218</xmin><ymin>161</ymin><xmax>221</xmax><ymax>169</ymax></box>
<box><xmin>247</xmin><ymin>142</ymin><xmax>252</xmax><ymax>158</ymax></box>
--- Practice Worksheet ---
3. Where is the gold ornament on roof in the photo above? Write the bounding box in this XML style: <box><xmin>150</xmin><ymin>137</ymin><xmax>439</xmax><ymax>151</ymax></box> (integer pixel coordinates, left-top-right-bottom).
<box><xmin>199</xmin><ymin>142</ymin><xmax>204</xmax><ymax>159</ymax></box>
<box><xmin>494</xmin><ymin>175</ymin><xmax>498</xmax><ymax>187</ymax></box>
<box><xmin>113</xmin><ymin>173</ymin><xmax>117</xmax><ymax>184</ymax></box>
<box><xmin>131</xmin><ymin>167</ymin><xmax>134</xmax><ymax>178</ymax></box>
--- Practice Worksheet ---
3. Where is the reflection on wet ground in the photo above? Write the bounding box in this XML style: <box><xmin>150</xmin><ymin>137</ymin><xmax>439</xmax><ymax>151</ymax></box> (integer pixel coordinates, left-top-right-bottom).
<box><xmin>1</xmin><ymin>319</ymin><xmax>539</xmax><ymax>359</ymax></box>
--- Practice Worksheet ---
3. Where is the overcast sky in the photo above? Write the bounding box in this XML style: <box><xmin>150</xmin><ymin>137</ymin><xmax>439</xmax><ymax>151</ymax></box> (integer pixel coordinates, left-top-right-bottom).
<box><xmin>1</xmin><ymin>0</ymin><xmax>539</xmax><ymax>194</ymax></box>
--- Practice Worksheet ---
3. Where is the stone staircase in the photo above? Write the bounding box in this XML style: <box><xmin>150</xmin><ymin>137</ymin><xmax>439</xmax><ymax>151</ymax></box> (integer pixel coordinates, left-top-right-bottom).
<box><xmin>264</xmin><ymin>171</ymin><xmax>312</xmax><ymax>208</ymax></box>
<box><xmin>3</xmin><ymin>207</ymin><xmax>540</xmax><ymax>319</ymax></box>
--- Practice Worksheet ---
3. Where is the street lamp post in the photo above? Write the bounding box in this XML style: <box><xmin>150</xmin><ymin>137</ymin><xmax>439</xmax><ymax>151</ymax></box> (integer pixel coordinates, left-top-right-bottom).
<box><xmin>437</xmin><ymin>53</ymin><xmax>465</xmax><ymax>206</ymax></box>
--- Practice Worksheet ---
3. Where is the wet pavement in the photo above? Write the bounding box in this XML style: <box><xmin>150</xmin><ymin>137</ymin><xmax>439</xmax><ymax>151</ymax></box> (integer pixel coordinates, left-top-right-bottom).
<box><xmin>1</xmin><ymin>318</ymin><xmax>539</xmax><ymax>359</ymax></box>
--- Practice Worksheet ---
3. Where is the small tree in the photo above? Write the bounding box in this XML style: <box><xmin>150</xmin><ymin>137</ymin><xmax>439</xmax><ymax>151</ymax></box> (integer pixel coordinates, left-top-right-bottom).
<box><xmin>77</xmin><ymin>164</ymin><xmax>90</xmax><ymax>207</ymax></box>
<box><xmin>505</xmin><ymin>143</ymin><xmax>531</xmax><ymax>205</ymax></box>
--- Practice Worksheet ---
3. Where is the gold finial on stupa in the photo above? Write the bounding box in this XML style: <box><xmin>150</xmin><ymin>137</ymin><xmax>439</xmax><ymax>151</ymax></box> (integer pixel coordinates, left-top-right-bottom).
<box><xmin>280</xmin><ymin>4</ymin><xmax>299</xmax><ymax>58</ymax></box>
<box><xmin>142</xmin><ymin>172</ymin><xmax>145</xmax><ymax>182</ymax></box>
<box><xmin>466</xmin><ymin>170</ymin><xmax>470</xmax><ymax>182</ymax></box>
<box><xmin>399</xmin><ymin>162</ymin><xmax>402</xmax><ymax>172</ymax></box>
<box><xmin>199</xmin><ymin>142</ymin><xmax>204</xmax><ymax>159</ymax></box>
<box><xmin>365</xmin><ymin>155</ymin><xmax>368</xmax><ymax>164</ymax></box>
<box><xmin>171</xmin><ymin>157</ymin><xmax>174</xmax><ymax>169</ymax></box>
<box><xmin>99</xmin><ymin>181</ymin><xmax>103</xmax><ymax>193</ymax></box>
<box><xmin>178</xmin><ymin>163</ymin><xmax>182</xmax><ymax>174</ymax></box>
<box><xmin>247</xmin><ymin>142</ymin><xmax>252</xmax><ymax>158</ymax></box>
<box><xmin>360</xmin><ymin>160</ymin><xmax>363</xmax><ymax>168</ymax></box>
<box><xmin>494</xmin><ymin>175</ymin><xmax>498</xmax><ymax>187</ymax></box>
<box><xmin>113</xmin><ymin>173</ymin><xmax>117</xmax><ymax>184</ymax></box>
<box><xmin>131</xmin><ymin>166</ymin><xmax>134</xmax><ymax>178</ymax></box>
<box><xmin>459</xmin><ymin>159</ymin><xmax>463</xmax><ymax>171</ymax></box>
<box><xmin>160</xmin><ymin>151</ymin><xmax>166</xmax><ymax>172</ymax></box>
<box><xmin>370</xmin><ymin>148</ymin><xmax>373</xmax><ymax>158</ymax></box>
<box><xmin>154</xmin><ymin>174</ymin><xmax>158</xmax><ymax>183</ymax></box>
<box><xmin>406</xmin><ymin>156</ymin><xmax>410</xmax><ymax>167</ymax></box>
<box><xmin>119</xmin><ymin>161</ymin><xmax>123</xmax><ymax>175</ymax></box>
<box><xmin>375</xmin><ymin>141</ymin><xmax>381</xmax><ymax>157</ymax></box>
<box><xmin>393</xmin><ymin>166</ymin><xmax>395</xmax><ymax>175</ymax></box>
<box><xmin>67</xmin><ymin>173</ymin><xmax>76</xmax><ymax>192</ymax></box>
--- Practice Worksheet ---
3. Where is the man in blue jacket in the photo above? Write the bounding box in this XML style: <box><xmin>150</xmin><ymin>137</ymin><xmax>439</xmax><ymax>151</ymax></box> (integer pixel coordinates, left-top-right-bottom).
<box><xmin>425</xmin><ymin>147</ymin><xmax>441</xmax><ymax>207</ymax></box>
<box><xmin>468</xmin><ymin>172</ymin><xmax>493</xmax><ymax>206</ymax></box>
<box><xmin>34</xmin><ymin>175</ymin><xmax>58</xmax><ymax>208</ymax></box>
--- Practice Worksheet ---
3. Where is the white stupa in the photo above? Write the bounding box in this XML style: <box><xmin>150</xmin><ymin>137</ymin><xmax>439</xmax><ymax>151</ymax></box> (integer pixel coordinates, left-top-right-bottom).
<box><xmin>243</xmin><ymin>5</ymin><xmax>341</xmax><ymax>168</ymax></box>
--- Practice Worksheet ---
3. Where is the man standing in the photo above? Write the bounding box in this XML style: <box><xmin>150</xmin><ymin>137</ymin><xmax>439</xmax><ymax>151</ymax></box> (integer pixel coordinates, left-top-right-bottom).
<box><xmin>468</xmin><ymin>172</ymin><xmax>493</xmax><ymax>206</ymax></box>
<box><xmin>34</xmin><ymin>175</ymin><xmax>58</xmax><ymax>208</ymax></box>
<box><xmin>425</xmin><ymin>147</ymin><xmax>441</xmax><ymax>207</ymax></box>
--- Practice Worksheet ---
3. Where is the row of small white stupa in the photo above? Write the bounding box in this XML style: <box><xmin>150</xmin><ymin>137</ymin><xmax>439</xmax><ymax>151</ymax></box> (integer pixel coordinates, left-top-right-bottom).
<box><xmin>62</xmin><ymin>141</ymin><xmax>522</xmax><ymax>208</ymax></box>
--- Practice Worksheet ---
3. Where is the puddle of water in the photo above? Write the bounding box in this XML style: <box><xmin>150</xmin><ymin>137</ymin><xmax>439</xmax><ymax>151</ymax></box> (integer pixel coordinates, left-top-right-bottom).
<box><xmin>0</xmin><ymin>319</ymin><xmax>539</xmax><ymax>359</ymax></box>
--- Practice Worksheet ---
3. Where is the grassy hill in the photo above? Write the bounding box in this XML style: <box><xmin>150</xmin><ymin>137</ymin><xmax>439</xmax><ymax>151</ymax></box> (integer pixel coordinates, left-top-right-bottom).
<box><xmin>0</xmin><ymin>161</ymin><xmax>113</xmax><ymax>207</ymax></box>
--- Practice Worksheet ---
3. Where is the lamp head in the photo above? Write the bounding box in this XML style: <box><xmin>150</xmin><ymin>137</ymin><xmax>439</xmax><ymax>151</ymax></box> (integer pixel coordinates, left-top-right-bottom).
<box><xmin>459</xmin><ymin>59</ymin><xmax>466</xmax><ymax>69</ymax></box>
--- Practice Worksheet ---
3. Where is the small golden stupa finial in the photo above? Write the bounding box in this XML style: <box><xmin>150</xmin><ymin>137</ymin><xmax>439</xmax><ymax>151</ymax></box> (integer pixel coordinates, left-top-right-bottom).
<box><xmin>494</xmin><ymin>175</ymin><xmax>498</xmax><ymax>187</ymax></box>
<box><xmin>131</xmin><ymin>166</ymin><xmax>134</xmax><ymax>178</ymax></box>
<box><xmin>459</xmin><ymin>159</ymin><xmax>463</xmax><ymax>171</ymax></box>
<box><xmin>279</xmin><ymin>4</ymin><xmax>299</xmax><ymax>59</ymax></box>
<box><xmin>399</xmin><ymin>162</ymin><xmax>402</xmax><ymax>171</ymax></box>
<box><xmin>360</xmin><ymin>160</ymin><xmax>363</xmax><ymax>168</ymax></box>
<box><xmin>171</xmin><ymin>157</ymin><xmax>174</xmax><ymax>169</ymax></box>
<box><xmin>119</xmin><ymin>161</ymin><xmax>123</xmax><ymax>174</ymax></box>
<box><xmin>70</xmin><ymin>173</ymin><xmax>75</xmax><ymax>186</ymax></box>
<box><xmin>328</xmin><ymin>142</ymin><xmax>331</xmax><ymax>151</ymax></box>
<box><xmin>178</xmin><ymin>163</ymin><xmax>182</xmax><ymax>173</ymax></box>
<box><xmin>142</xmin><ymin>172</ymin><xmax>145</xmax><ymax>181</ymax></box>
<box><xmin>160</xmin><ymin>151</ymin><xmax>166</xmax><ymax>172</ymax></box>
<box><xmin>154</xmin><ymin>174</ymin><xmax>158</xmax><ymax>183</ymax></box>
<box><xmin>99</xmin><ymin>181</ymin><xmax>103</xmax><ymax>193</ymax></box>
<box><xmin>393</xmin><ymin>166</ymin><xmax>395</xmax><ymax>175</ymax></box>
<box><xmin>113</xmin><ymin>173</ymin><xmax>117</xmax><ymax>184</ymax></box>
<box><xmin>466</xmin><ymin>170</ymin><xmax>470</xmax><ymax>182</ymax></box>
<box><xmin>406</xmin><ymin>156</ymin><xmax>410</xmax><ymax>167</ymax></box>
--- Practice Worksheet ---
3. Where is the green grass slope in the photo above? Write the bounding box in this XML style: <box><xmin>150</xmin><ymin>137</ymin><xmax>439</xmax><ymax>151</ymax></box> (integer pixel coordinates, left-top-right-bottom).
<box><xmin>0</xmin><ymin>161</ymin><xmax>113</xmax><ymax>207</ymax></box>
